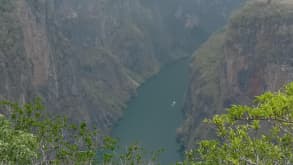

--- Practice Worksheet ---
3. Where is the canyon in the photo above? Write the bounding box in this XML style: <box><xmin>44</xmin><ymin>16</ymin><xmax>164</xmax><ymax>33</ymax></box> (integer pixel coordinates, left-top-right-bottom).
<box><xmin>0</xmin><ymin>0</ymin><xmax>243</xmax><ymax>133</ymax></box>
<box><xmin>2</xmin><ymin>0</ymin><xmax>293</xmax><ymax>161</ymax></box>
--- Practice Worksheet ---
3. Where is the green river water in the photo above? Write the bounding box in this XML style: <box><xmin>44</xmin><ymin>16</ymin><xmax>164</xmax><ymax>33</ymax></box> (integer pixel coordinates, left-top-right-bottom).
<box><xmin>112</xmin><ymin>59</ymin><xmax>190</xmax><ymax>164</ymax></box>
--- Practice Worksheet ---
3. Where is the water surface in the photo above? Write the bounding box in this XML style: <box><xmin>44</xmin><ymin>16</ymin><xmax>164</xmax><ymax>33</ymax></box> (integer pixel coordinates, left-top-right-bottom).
<box><xmin>112</xmin><ymin>59</ymin><xmax>189</xmax><ymax>164</ymax></box>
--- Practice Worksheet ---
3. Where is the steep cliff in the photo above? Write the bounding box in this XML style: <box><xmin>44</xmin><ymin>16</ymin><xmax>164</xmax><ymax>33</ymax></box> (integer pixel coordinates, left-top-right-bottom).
<box><xmin>0</xmin><ymin>0</ymin><xmax>243</xmax><ymax>132</ymax></box>
<box><xmin>0</xmin><ymin>0</ymin><xmax>34</xmax><ymax>104</ymax></box>
<box><xmin>179</xmin><ymin>0</ymin><xmax>293</xmax><ymax>149</ymax></box>
<box><xmin>142</xmin><ymin>0</ymin><xmax>245</xmax><ymax>57</ymax></box>
<box><xmin>2</xmin><ymin>0</ymin><xmax>161</xmax><ymax>131</ymax></box>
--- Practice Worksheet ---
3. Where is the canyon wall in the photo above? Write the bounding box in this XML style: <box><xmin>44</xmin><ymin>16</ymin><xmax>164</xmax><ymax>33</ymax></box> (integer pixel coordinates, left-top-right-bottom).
<box><xmin>180</xmin><ymin>0</ymin><xmax>293</xmax><ymax>149</ymax></box>
<box><xmin>0</xmin><ymin>0</ymin><xmax>243</xmax><ymax>132</ymax></box>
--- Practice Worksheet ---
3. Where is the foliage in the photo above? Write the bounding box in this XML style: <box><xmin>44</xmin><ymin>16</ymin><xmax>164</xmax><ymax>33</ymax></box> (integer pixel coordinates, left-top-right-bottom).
<box><xmin>0</xmin><ymin>99</ymin><xmax>163</xmax><ymax>165</ymax></box>
<box><xmin>0</xmin><ymin>116</ymin><xmax>38</xmax><ymax>164</ymax></box>
<box><xmin>1</xmin><ymin>81</ymin><xmax>293</xmax><ymax>165</ymax></box>
<box><xmin>97</xmin><ymin>137</ymin><xmax>163</xmax><ymax>165</ymax></box>
<box><xmin>0</xmin><ymin>98</ymin><xmax>99</xmax><ymax>164</ymax></box>
<box><xmin>4</xmin><ymin>79</ymin><xmax>293</xmax><ymax>165</ymax></box>
<box><xmin>193</xmin><ymin>31</ymin><xmax>225</xmax><ymax>98</ymax></box>
<box><xmin>181</xmin><ymin>82</ymin><xmax>293</xmax><ymax>165</ymax></box>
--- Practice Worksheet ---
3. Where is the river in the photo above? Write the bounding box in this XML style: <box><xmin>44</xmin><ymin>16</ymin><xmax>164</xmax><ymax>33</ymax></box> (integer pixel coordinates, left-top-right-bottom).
<box><xmin>112</xmin><ymin>59</ymin><xmax>190</xmax><ymax>164</ymax></box>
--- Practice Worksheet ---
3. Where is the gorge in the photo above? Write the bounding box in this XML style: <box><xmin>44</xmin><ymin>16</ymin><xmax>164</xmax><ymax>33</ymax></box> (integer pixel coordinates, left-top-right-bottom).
<box><xmin>112</xmin><ymin>59</ymin><xmax>189</xmax><ymax>164</ymax></box>
<box><xmin>0</xmin><ymin>0</ymin><xmax>243</xmax><ymax>133</ymax></box>
<box><xmin>9</xmin><ymin>0</ymin><xmax>293</xmax><ymax>163</ymax></box>
<box><xmin>2</xmin><ymin>0</ymin><xmax>293</xmax><ymax>163</ymax></box>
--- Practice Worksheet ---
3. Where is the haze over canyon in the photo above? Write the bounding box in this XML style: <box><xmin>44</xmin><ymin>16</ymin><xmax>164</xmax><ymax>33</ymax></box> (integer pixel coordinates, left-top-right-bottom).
<box><xmin>1</xmin><ymin>0</ymin><xmax>293</xmax><ymax>163</ymax></box>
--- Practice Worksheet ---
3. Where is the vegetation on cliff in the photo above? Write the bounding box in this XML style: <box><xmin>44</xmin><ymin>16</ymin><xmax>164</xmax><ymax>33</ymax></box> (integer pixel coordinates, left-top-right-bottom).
<box><xmin>181</xmin><ymin>0</ymin><xmax>293</xmax><ymax>149</ymax></box>
<box><xmin>177</xmin><ymin>32</ymin><xmax>227</xmax><ymax>148</ymax></box>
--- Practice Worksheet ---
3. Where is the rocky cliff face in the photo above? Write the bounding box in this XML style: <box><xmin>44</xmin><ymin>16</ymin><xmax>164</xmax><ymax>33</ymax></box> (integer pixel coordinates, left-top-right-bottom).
<box><xmin>1</xmin><ymin>0</ymin><xmax>161</xmax><ymax>131</ymax></box>
<box><xmin>143</xmin><ymin>0</ymin><xmax>245</xmax><ymax>56</ymax></box>
<box><xmin>0</xmin><ymin>0</ymin><xmax>243</xmax><ymax>132</ymax></box>
<box><xmin>0</xmin><ymin>0</ymin><xmax>34</xmax><ymax>104</ymax></box>
<box><xmin>180</xmin><ymin>1</ymin><xmax>293</xmax><ymax>149</ymax></box>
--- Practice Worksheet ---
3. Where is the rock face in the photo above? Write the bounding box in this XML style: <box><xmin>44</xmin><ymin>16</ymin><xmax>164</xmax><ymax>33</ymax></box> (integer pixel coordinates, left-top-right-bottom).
<box><xmin>180</xmin><ymin>1</ymin><xmax>293</xmax><ymax>149</ymax></box>
<box><xmin>1</xmin><ymin>0</ymin><xmax>160</xmax><ymax>131</ymax></box>
<box><xmin>0</xmin><ymin>0</ymin><xmax>243</xmax><ymax>132</ymax></box>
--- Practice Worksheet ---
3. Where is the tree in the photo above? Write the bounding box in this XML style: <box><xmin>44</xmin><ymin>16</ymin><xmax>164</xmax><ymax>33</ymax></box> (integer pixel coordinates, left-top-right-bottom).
<box><xmin>0</xmin><ymin>98</ymin><xmax>100</xmax><ymax>164</ymax></box>
<box><xmin>0</xmin><ymin>115</ymin><xmax>38</xmax><ymax>164</ymax></box>
<box><xmin>182</xmin><ymin>82</ymin><xmax>293</xmax><ymax>165</ymax></box>
<box><xmin>3</xmin><ymin>83</ymin><xmax>293</xmax><ymax>165</ymax></box>
<box><xmin>0</xmin><ymin>99</ymin><xmax>162</xmax><ymax>165</ymax></box>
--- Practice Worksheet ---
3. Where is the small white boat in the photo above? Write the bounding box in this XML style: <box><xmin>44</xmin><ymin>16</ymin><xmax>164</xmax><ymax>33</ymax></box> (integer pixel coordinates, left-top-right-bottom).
<box><xmin>171</xmin><ymin>100</ymin><xmax>176</xmax><ymax>107</ymax></box>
